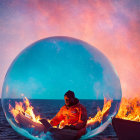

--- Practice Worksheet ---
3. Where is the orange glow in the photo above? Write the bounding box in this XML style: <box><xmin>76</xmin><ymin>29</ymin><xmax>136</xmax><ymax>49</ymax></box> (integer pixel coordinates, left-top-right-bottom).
<box><xmin>116</xmin><ymin>97</ymin><xmax>140</xmax><ymax>122</ymax></box>
<box><xmin>9</xmin><ymin>96</ymin><xmax>41</xmax><ymax>124</ymax></box>
<box><xmin>87</xmin><ymin>98</ymin><xmax>112</xmax><ymax>126</ymax></box>
<box><xmin>59</xmin><ymin>120</ymin><xmax>65</xmax><ymax>129</ymax></box>
<box><xmin>9</xmin><ymin>96</ymin><xmax>113</xmax><ymax>128</ymax></box>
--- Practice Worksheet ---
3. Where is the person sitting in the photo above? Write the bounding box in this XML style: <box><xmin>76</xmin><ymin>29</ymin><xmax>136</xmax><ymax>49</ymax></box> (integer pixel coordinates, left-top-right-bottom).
<box><xmin>50</xmin><ymin>90</ymin><xmax>87</xmax><ymax>138</ymax></box>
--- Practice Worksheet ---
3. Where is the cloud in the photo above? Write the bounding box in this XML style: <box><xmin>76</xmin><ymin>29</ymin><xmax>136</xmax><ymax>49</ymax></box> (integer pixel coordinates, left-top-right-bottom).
<box><xmin>0</xmin><ymin>0</ymin><xmax>139</xmax><ymax>98</ymax></box>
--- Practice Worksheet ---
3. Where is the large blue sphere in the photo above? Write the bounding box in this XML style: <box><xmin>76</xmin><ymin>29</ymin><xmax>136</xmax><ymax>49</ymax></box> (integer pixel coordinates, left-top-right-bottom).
<box><xmin>1</xmin><ymin>36</ymin><xmax>122</xmax><ymax>139</ymax></box>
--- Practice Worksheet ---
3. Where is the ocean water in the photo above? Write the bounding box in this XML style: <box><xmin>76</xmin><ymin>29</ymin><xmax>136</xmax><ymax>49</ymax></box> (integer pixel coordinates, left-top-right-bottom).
<box><xmin>0</xmin><ymin>99</ymin><xmax>118</xmax><ymax>140</ymax></box>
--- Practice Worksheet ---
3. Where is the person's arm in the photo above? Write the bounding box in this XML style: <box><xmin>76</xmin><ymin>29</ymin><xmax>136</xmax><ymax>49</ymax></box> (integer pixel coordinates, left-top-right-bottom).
<box><xmin>72</xmin><ymin>105</ymin><xmax>87</xmax><ymax>130</ymax></box>
<box><xmin>50</xmin><ymin>107</ymin><xmax>64</xmax><ymax>126</ymax></box>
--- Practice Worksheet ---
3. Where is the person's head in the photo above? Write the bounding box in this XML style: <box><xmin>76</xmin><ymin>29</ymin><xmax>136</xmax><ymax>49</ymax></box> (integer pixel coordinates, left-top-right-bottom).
<box><xmin>64</xmin><ymin>90</ymin><xmax>75</xmax><ymax>106</ymax></box>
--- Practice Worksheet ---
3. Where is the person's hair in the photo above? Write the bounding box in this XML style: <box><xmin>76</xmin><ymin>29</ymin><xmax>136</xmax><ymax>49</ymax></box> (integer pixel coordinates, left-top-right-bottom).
<box><xmin>64</xmin><ymin>90</ymin><xmax>75</xmax><ymax>99</ymax></box>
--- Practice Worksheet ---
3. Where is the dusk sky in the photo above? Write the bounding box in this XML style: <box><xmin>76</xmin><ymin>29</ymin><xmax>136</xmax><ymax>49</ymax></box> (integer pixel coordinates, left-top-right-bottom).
<box><xmin>0</xmin><ymin>0</ymin><xmax>140</xmax><ymax>98</ymax></box>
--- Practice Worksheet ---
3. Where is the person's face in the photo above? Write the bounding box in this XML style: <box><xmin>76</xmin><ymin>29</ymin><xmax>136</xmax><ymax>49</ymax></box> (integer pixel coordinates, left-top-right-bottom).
<box><xmin>64</xmin><ymin>96</ymin><xmax>74</xmax><ymax>106</ymax></box>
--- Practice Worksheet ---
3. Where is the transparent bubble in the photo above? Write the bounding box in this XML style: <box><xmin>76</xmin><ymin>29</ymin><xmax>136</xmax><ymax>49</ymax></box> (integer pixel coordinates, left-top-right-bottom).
<box><xmin>1</xmin><ymin>36</ymin><xmax>122</xmax><ymax>139</ymax></box>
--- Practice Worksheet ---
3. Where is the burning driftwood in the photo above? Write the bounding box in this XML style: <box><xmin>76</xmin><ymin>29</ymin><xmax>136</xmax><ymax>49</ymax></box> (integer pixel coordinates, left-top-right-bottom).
<box><xmin>16</xmin><ymin>112</ymin><xmax>46</xmax><ymax>132</ymax></box>
<box><xmin>9</xmin><ymin>96</ymin><xmax>52</xmax><ymax>132</ymax></box>
<box><xmin>9</xmin><ymin>97</ymin><xmax>42</xmax><ymax>124</ymax></box>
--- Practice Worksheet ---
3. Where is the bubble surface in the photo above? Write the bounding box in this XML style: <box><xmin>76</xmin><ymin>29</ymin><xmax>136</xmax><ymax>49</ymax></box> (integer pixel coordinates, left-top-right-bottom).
<box><xmin>1</xmin><ymin>36</ymin><xmax>122</xmax><ymax>139</ymax></box>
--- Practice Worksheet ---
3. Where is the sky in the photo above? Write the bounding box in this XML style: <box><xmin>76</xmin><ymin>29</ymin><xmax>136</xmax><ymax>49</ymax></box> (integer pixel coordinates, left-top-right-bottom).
<box><xmin>0</xmin><ymin>0</ymin><xmax>140</xmax><ymax>98</ymax></box>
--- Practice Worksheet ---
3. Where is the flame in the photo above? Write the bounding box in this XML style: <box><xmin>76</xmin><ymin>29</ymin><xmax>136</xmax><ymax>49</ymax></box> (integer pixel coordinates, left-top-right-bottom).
<box><xmin>116</xmin><ymin>97</ymin><xmax>140</xmax><ymax>122</ymax></box>
<box><xmin>9</xmin><ymin>96</ymin><xmax>41</xmax><ymax>124</ymax></box>
<box><xmin>59</xmin><ymin>120</ymin><xmax>65</xmax><ymax>129</ymax></box>
<box><xmin>9</xmin><ymin>96</ymin><xmax>140</xmax><ymax>130</ymax></box>
<box><xmin>87</xmin><ymin>98</ymin><xmax>112</xmax><ymax>126</ymax></box>
<box><xmin>9</xmin><ymin>96</ymin><xmax>113</xmax><ymax>128</ymax></box>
